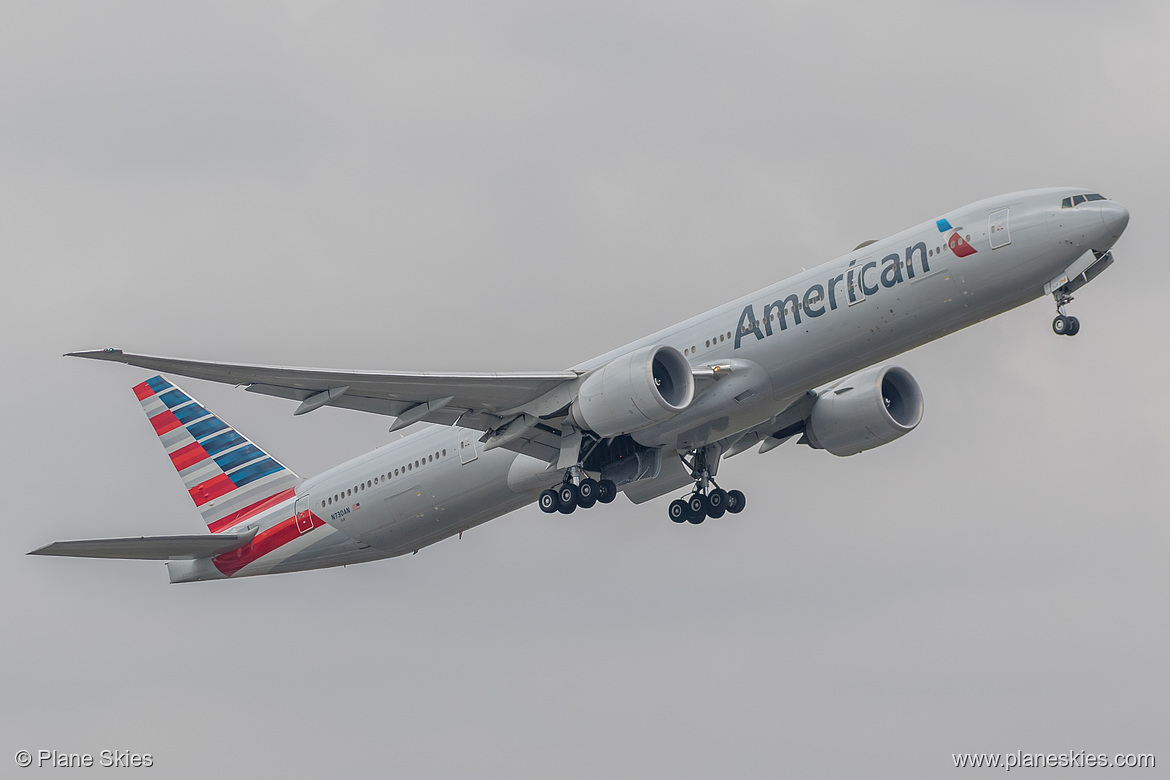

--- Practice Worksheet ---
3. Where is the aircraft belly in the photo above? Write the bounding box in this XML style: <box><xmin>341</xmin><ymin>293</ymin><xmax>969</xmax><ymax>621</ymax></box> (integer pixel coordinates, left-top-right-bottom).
<box><xmin>379</xmin><ymin>490</ymin><xmax>535</xmax><ymax>558</ymax></box>
<box><xmin>264</xmin><ymin>527</ymin><xmax>388</xmax><ymax>575</ymax></box>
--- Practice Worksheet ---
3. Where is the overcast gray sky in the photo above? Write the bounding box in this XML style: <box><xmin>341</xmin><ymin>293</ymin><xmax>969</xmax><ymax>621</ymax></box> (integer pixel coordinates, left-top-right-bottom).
<box><xmin>3</xmin><ymin>2</ymin><xmax>1167</xmax><ymax>777</ymax></box>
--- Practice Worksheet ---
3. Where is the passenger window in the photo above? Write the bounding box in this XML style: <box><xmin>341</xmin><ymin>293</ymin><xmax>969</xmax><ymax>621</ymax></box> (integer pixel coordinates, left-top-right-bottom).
<box><xmin>442</xmin><ymin>449</ymin><xmax>447</xmax><ymax>456</ymax></box>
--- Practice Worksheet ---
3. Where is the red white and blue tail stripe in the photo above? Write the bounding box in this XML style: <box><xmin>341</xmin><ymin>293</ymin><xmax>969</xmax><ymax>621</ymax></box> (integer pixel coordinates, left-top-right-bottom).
<box><xmin>133</xmin><ymin>375</ymin><xmax>301</xmax><ymax>533</ymax></box>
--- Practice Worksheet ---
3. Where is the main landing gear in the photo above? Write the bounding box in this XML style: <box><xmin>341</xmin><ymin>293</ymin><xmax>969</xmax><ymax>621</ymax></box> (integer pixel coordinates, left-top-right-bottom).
<box><xmin>538</xmin><ymin>470</ymin><xmax>617</xmax><ymax>515</ymax></box>
<box><xmin>1052</xmin><ymin>291</ymin><xmax>1081</xmax><ymax>336</ymax></box>
<box><xmin>667</xmin><ymin>447</ymin><xmax>746</xmax><ymax>524</ymax></box>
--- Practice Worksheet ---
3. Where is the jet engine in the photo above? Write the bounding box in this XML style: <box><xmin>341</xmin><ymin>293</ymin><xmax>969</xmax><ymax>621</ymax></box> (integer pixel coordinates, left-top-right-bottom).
<box><xmin>803</xmin><ymin>365</ymin><xmax>923</xmax><ymax>456</ymax></box>
<box><xmin>570</xmin><ymin>345</ymin><xmax>694</xmax><ymax>438</ymax></box>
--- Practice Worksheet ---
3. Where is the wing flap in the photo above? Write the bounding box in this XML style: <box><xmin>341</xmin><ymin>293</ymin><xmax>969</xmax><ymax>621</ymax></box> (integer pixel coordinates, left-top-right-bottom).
<box><xmin>28</xmin><ymin>529</ymin><xmax>258</xmax><ymax>560</ymax></box>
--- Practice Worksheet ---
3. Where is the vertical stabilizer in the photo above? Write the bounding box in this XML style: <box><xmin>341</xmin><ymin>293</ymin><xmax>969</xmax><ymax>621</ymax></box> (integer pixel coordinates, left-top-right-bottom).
<box><xmin>133</xmin><ymin>375</ymin><xmax>301</xmax><ymax>532</ymax></box>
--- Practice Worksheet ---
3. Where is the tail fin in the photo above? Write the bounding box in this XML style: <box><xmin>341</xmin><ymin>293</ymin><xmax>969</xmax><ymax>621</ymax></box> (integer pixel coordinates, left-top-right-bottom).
<box><xmin>132</xmin><ymin>375</ymin><xmax>301</xmax><ymax>533</ymax></box>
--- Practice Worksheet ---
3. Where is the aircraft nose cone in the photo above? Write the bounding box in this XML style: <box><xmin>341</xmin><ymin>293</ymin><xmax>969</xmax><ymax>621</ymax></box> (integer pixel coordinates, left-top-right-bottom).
<box><xmin>1100</xmin><ymin>200</ymin><xmax>1130</xmax><ymax>236</ymax></box>
<box><xmin>1090</xmin><ymin>200</ymin><xmax>1129</xmax><ymax>252</ymax></box>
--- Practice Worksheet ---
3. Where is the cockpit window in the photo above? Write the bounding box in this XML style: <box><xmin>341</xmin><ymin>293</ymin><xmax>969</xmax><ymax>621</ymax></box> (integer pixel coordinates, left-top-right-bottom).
<box><xmin>1062</xmin><ymin>193</ymin><xmax>1107</xmax><ymax>208</ymax></box>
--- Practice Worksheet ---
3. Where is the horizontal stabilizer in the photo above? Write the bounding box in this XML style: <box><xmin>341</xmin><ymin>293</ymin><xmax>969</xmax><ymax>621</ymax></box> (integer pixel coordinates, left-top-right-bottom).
<box><xmin>28</xmin><ymin>529</ymin><xmax>257</xmax><ymax>560</ymax></box>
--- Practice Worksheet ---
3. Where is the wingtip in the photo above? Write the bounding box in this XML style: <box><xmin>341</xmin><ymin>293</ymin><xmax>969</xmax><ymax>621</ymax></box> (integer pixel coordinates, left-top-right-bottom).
<box><xmin>64</xmin><ymin>348</ymin><xmax>124</xmax><ymax>360</ymax></box>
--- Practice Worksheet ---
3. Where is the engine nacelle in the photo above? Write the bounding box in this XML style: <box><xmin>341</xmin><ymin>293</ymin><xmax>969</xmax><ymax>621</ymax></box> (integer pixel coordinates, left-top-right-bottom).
<box><xmin>570</xmin><ymin>345</ymin><xmax>694</xmax><ymax>438</ymax></box>
<box><xmin>804</xmin><ymin>365</ymin><xmax>923</xmax><ymax>456</ymax></box>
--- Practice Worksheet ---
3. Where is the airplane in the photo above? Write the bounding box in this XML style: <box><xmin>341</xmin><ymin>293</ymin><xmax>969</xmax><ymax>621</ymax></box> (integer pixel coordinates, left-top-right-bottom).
<box><xmin>30</xmin><ymin>187</ymin><xmax>1130</xmax><ymax>583</ymax></box>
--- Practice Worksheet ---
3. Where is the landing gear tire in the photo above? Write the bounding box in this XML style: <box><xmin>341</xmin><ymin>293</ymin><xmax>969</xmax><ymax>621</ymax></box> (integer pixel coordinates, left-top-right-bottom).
<box><xmin>687</xmin><ymin>493</ymin><xmax>708</xmax><ymax>520</ymax></box>
<box><xmin>538</xmin><ymin>489</ymin><xmax>558</xmax><ymax>514</ymax></box>
<box><xmin>1065</xmin><ymin>315</ymin><xmax>1080</xmax><ymax>336</ymax></box>
<box><xmin>557</xmin><ymin>483</ymin><xmax>578</xmax><ymax>514</ymax></box>
<box><xmin>707</xmin><ymin>488</ymin><xmax>728</xmax><ymax>519</ymax></box>
<box><xmin>577</xmin><ymin>478</ymin><xmax>599</xmax><ymax>509</ymax></box>
<box><xmin>668</xmin><ymin>499</ymin><xmax>689</xmax><ymax>523</ymax></box>
<box><xmin>597</xmin><ymin>479</ymin><xmax>617</xmax><ymax>504</ymax></box>
<box><xmin>1053</xmin><ymin>315</ymin><xmax>1070</xmax><ymax>335</ymax></box>
<box><xmin>726</xmin><ymin>489</ymin><xmax>746</xmax><ymax>514</ymax></box>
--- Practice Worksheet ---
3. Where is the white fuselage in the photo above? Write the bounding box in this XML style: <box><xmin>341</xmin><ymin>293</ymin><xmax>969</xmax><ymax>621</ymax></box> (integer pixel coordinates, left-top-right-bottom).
<box><xmin>168</xmin><ymin>188</ymin><xmax>1129</xmax><ymax>582</ymax></box>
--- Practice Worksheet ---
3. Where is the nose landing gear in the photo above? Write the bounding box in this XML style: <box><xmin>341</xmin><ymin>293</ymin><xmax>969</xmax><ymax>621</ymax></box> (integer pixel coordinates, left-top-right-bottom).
<box><xmin>1052</xmin><ymin>292</ymin><xmax>1081</xmax><ymax>336</ymax></box>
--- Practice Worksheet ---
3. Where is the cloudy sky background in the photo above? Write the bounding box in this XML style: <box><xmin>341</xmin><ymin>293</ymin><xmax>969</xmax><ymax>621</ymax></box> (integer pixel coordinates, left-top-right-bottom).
<box><xmin>2</xmin><ymin>2</ymin><xmax>1167</xmax><ymax>777</ymax></box>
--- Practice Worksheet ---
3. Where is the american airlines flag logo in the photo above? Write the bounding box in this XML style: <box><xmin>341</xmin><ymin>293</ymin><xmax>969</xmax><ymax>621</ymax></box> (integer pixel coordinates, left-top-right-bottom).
<box><xmin>936</xmin><ymin>217</ymin><xmax>977</xmax><ymax>258</ymax></box>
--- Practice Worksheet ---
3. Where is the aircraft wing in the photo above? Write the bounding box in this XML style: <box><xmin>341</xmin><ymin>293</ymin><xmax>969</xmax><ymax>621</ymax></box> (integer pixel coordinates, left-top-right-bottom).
<box><xmin>68</xmin><ymin>349</ymin><xmax>582</xmax><ymax>461</ymax></box>
<box><xmin>28</xmin><ymin>530</ymin><xmax>258</xmax><ymax>560</ymax></box>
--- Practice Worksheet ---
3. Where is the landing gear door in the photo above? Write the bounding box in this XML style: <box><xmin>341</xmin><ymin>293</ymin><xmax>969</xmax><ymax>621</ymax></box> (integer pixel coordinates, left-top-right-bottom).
<box><xmin>459</xmin><ymin>430</ymin><xmax>478</xmax><ymax>464</ymax></box>
<box><xmin>989</xmin><ymin>208</ymin><xmax>1011</xmax><ymax>249</ymax></box>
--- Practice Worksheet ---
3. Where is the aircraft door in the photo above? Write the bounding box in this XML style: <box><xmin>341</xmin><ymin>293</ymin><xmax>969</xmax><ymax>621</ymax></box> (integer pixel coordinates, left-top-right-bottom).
<box><xmin>847</xmin><ymin>257</ymin><xmax>870</xmax><ymax>306</ymax></box>
<box><xmin>459</xmin><ymin>430</ymin><xmax>478</xmax><ymax>464</ymax></box>
<box><xmin>295</xmin><ymin>495</ymin><xmax>314</xmax><ymax>534</ymax></box>
<box><xmin>989</xmin><ymin>208</ymin><xmax>1011</xmax><ymax>249</ymax></box>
